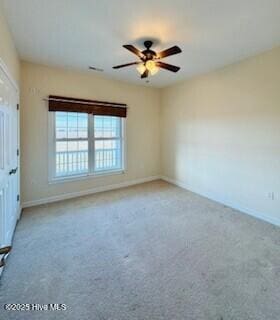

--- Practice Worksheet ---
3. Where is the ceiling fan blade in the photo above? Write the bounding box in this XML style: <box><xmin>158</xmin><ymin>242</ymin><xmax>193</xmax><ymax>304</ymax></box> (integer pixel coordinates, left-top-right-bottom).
<box><xmin>141</xmin><ymin>69</ymin><xmax>149</xmax><ymax>79</ymax></box>
<box><xmin>123</xmin><ymin>45</ymin><xmax>143</xmax><ymax>58</ymax></box>
<box><xmin>157</xmin><ymin>46</ymin><xmax>182</xmax><ymax>59</ymax></box>
<box><xmin>89</xmin><ymin>66</ymin><xmax>104</xmax><ymax>72</ymax></box>
<box><xmin>113</xmin><ymin>62</ymin><xmax>140</xmax><ymax>69</ymax></box>
<box><xmin>155</xmin><ymin>61</ymin><xmax>180</xmax><ymax>72</ymax></box>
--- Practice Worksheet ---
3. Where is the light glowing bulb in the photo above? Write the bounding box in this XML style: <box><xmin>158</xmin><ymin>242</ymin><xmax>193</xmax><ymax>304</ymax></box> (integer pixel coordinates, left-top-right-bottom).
<box><xmin>136</xmin><ymin>63</ymin><xmax>146</xmax><ymax>74</ymax></box>
<box><xmin>145</xmin><ymin>60</ymin><xmax>159</xmax><ymax>75</ymax></box>
<box><xmin>145</xmin><ymin>60</ymin><xmax>155</xmax><ymax>71</ymax></box>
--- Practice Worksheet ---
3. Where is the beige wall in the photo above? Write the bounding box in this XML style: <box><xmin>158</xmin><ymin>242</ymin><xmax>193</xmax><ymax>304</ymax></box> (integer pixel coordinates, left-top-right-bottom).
<box><xmin>21</xmin><ymin>47</ymin><xmax>280</xmax><ymax>225</ymax></box>
<box><xmin>0</xmin><ymin>6</ymin><xmax>19</xmax><ymax>84</ymax></box>
<box><xmin>161</xmin><ymin>46</ymin><xmax>280</xmax><ymax>224</ymax></box>
<box><xmin>21</xmin><ymin>62</ymin><xmax>160</xmax><ymax>205</ymax></box>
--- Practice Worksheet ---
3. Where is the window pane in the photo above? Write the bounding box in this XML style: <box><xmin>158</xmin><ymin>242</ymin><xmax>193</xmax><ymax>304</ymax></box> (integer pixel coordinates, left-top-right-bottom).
<box><xmin>56</xmin><ymin>140</ymin><xmax>88</xmax><ymax>176</ymax></box>
<box><xmin>67</xmin><ymin>113</ymin><xmax>78</xmax><ymax>139</ymax></box>
<box><xmin>55</xmin><ymin>112</ymin><xmax>89</xmax><ymax>177</ymax></box>
<box><xmin>94</xmin><ymin>116</ymin><xmax>120</xmax><ymax>138</ymax></box>
<box><xmin>94</xmin><ymin>139</ymin><xmax>122</xmax><ymax>171</ymax></box>
<box><xmin>78</xmin><ymin>114</ymin><xmax>88</xmax><ymax>138</ymax></box>
<box><xmin>56</xmin><ymin>112</ymin><xmax>88</xmax><ymax>140</ymax></box>
<box><xmin>56</xmin><ymin>127</ymin><xmax>67</xmax><ymax>139</ymax></box>
<box><xmin>56</xmin><ymin>112</ymin><xmax>67</xmax><ymax>139</ymax></box>
<box><xmin>56</xmin><ymin>112</ymin><xmax>67</xmax><ymax>127</ymax></box>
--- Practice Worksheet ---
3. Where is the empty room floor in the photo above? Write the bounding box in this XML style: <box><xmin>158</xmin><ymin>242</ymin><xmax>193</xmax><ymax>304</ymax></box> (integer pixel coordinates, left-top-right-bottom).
<box><xmin>1</xmin><ymin>180</ymin><xmax>280</xmax><ymax>320</ymax></box>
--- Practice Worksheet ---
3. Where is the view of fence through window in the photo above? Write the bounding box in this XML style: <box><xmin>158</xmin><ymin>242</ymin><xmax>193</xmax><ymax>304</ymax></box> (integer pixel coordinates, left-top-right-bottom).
<box><xmin>55</xmin><ymin>112</ymin><xmax>123</xmax><ymax>177</ymax></box>
<box><xmin>94</xmin><ymin>115</ymin><xmax>122</xmax><ymax>171</ymax></box>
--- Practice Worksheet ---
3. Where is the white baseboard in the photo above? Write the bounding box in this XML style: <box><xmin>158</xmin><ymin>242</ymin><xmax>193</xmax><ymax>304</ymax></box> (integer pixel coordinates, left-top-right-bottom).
<box><xmin>161</xmin><ymin>175</ymin><xmax>280</xmax><ymax>227</ymax></box>
<box><xmin>21</xmin><ymin>174</ymin><xmax>280</xmax><ymax>227</ymax></box>
<box><xmin>22</xmin><ymin>176</ymin><xmax>160</xmax><ymax>208</ymax></box>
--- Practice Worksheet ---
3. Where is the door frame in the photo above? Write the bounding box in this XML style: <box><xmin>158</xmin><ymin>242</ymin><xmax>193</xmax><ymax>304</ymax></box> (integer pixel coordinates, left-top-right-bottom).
<box><xmin>0</xmin><ymin>58</ymin><xmax>20</xmax><ymax>219</ymax></box>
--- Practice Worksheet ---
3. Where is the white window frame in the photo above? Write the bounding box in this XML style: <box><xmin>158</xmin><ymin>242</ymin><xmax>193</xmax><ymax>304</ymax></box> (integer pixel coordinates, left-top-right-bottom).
<box><xmin>48</xmin><ymin>112</ymin><xmax>126</xmax><ymax>184</ymax></box>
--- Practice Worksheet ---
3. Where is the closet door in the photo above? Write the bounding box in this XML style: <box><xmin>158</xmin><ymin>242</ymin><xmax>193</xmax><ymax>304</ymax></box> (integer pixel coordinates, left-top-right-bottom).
<box><xmin>0</xmin><ymin>67</ymin><xmax>19</xmax><ymax>246</ymax></box>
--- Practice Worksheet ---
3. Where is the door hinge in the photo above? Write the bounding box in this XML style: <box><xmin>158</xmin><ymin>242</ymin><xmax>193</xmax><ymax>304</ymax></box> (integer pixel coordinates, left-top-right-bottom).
<box><xmin>17</xmin><ymin>104</ymin><xmax>19</xmax><ymax>110</ymax></box>
<box><xmin>17</xmin><ymin>194</ymin><xmax>20</xmax><ymax>202</ymax></box>
<box><xmin>17</xmin><ymin>149</ymin><xmax>19</xmax><ymax>157</ymax></box>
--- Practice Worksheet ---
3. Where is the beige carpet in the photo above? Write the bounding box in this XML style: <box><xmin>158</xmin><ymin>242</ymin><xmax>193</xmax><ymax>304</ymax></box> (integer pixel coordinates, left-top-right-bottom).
<box><xmin>0</xmin><ymin>180</ymin><xmax>280</xmax><ymax>320</ymax></box>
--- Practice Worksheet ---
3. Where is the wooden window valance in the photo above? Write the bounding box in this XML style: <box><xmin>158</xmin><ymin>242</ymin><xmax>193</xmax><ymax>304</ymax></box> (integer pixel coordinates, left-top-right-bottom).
<box><xmin>48</xmin><ymin>95</ymin><xmax>127</xmax><ymax>117</ymax></box>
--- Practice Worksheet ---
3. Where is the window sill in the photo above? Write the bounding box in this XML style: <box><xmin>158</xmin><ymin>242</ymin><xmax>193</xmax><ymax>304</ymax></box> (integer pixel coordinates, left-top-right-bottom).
<box><xmin>48</xmin><ymin>169</ymin><xmax>125</xmax><ymax>184</ymax></box>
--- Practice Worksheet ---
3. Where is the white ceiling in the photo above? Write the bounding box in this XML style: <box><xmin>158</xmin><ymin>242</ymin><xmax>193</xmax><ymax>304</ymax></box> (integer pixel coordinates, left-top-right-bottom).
<box><xmin>1</xmin><ymin>0</ymin><xmax>280</xmax><ymax>87</ymax></box>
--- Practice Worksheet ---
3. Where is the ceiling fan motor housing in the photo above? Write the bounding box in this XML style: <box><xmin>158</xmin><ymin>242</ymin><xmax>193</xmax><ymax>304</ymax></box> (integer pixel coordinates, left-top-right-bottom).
<box><xmin>142</xmin><ymin>41</ymin><xmax>156</xmax><ymax>61</ymax></box>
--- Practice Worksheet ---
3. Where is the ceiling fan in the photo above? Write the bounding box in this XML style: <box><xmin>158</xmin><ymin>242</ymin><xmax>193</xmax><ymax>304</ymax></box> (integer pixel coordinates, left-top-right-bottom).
<box><xmin>113</xmin><ymin>40</ymin><xmax>182</xmax><ymax>79</ymax></box>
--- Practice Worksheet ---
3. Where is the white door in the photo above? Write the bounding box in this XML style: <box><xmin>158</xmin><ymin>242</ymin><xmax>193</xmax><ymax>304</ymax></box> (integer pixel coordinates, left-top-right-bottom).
<box><xmin>0</xmin><ymin>66</ymin><xmax>19</xmax><ymax>247</ymax></box>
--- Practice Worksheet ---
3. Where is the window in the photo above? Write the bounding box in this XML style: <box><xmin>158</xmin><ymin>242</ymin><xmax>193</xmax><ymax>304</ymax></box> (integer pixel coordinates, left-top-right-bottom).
<box><xmin>50</xmin><ymin>112</ymin><xmax>125</xmax><ymax>181</ymax></box>
<box><xmin>94</xmin><ymin>116</ymin><xmax>123</xmax><ymax>172</ymax></box>
<box><xmin>55</xmin><ymin>112</ymin><xmax>89</xmax><ymax>177</ymax></box>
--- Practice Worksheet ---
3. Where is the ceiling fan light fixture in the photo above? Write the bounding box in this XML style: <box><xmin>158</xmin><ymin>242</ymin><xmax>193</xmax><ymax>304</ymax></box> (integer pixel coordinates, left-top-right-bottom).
<box><xmin>145</xmin><ymin>60</ymin><xmax>159</xmax><ymax>75</ymax></box>
<box><xmin>136</xmin><ymin>63</ymin><xmax>146</xmax><ymax>75</ymax></box>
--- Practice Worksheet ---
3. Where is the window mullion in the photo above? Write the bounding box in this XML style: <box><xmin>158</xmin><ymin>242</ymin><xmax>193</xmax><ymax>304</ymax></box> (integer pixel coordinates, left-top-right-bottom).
<box><xmin>94</xmin><ymin>137</ymin><xmax>119</xmax><ymax>141</ymax></box>
<box><xmin>66</xmin><ymin>112</ymin><xmax>69</xmax><ymax>175</ymax></box>
<box><xmin>122</xmin><ymin>118</ymin><xmax>126</xmax><ymax>171</ymax></box>
<box><xmin>52</xmin><ymin>112</ymin><xmax>57</xmax><ymax>180</ymax></box>
<box><xmin>56</xmin><ymin>138</ymin><xmax>88</xmax><ymax>142</ymax></box>
<box><xmin>120</xmin><ymin>118</ymin><xmax>123</xmax><ymax>170</ymax></box>
<box><xmin>88</xmin><ymin>114</ymin><xmax>95</xmax><ymax>173</ymax></box>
